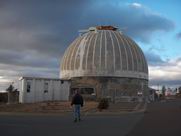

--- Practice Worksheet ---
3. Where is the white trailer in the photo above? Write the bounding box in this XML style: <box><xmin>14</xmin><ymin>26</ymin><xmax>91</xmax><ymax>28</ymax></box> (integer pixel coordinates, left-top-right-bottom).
<box><xmin>19</xmin><ymin>77</ymin><xmax>70</xmax><ymax>103</ymax></box>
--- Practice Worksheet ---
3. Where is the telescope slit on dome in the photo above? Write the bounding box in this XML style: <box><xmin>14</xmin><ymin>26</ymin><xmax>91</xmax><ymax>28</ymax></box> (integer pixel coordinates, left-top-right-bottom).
<box><xmin>94</xmin><ymin>31</ymin><xmax>101</xmax><ymax>71</ymax></box>
<box><xmin>124</xmin><ymin>36</ymin><xmax>135</xmax><ymax>71</ymax></box>
<box><xmin>79</xmin><ymin>34</ymin><xmax>88</xmax><ymax>70</ymax></box>
<box><xmin>87</xmin><ymin>33</ymin><xmax>95</xmax><ymax>70</ymax></box>
<box><xmin>112</xmin><ymin>31</ymin><xmax>122</xmax><ymax>70</ymax></box>
<box><xmin>104</xmin><ymin>30</ymin><xmax>107</xmax><ymax>70</ymax></box>
<box><xmin>122</xmin><ymin>36</ymin><xmax>133</xmax><ymax>71</ymax></box>
<box><xmin>106</xmin><ymin>30</ymin><xmax>112</xmax><ymax>71</ymax></box>
<box><xmin>115</xmin><ymin>31</ymin><xmax>129</xmax><ymax>71</ymax></box>
<box><xmin>114</xmin><ymin>31</ymin><xmax>122</xmax><ymax>70</ymax></box>
<box><xmin>108</xmin><ymin>30</ymin><xmax>116</xmax><ymax>71</ymax></box>
<box><xmin>101</xmin><ymin>30</ymin><xmax>106</xmax><ymax>70</ymax></box>
<box><xmin>99</xmin><ymin>30</ymin><xmax>103</xmax><ymax>70</ymax></box>
<box><xmin>84</xmin><ymin>33</ymin><xmax>93</xmax><ymax>70</ymax></box>
<box><xmin>92</xmin><ymin>32</ymin><xmax>98</xmax><ymax>70</ymax></box>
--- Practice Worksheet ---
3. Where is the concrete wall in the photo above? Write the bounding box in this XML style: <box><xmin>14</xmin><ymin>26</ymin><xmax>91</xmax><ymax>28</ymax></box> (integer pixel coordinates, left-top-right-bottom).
<box><xmin>19</xmin><ymin>77</ymin><xmax>70</xmax><ymax>103</ymax></box>
<box><xmin>71</xmin><ymin>77</ymin><xmax>148</xmax><ymax>102</ymax></box>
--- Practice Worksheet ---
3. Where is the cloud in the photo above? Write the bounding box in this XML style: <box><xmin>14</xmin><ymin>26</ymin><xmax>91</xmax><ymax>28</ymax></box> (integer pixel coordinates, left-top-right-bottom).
<box><xmin>130</xmin><ymin>3</ymin><xmax>142</xmax><ymax>8</ymax></box>
<box><xmin>176</xmin><ymin>32</ymin><xmax>181</xmax><ymax>39</ymax></box>
<box><xmin>0</xmin><ymin>0</ymin><xmax>176</xmax><ymax>90</ymax></box>
<box><xmin>0</xmin><ymin>50</ymin><xmax>59</xmax><ymax>68</ymax></box>
<box><xmin>0</xmin><ymin>1</ymin><xmax>175</xmax><ymax>53</ymax></box>
<box><xmin>81</xmin><ymin>1</ymin><xmax>174</xmax><ymax>42</ymax></box>
<box><xmin>149</xmin><ymin>57</ymin><xmax>181</xmax><ymax>86</ymax></box>
<box><xmin>145</xmin><ymin>51</ymin><xmax>167</xmax><ymax>66</ymax></box>
<box><xmin>0</xmin><ymin>63</ymin><xmax>60</xmax><ymax>91</ymax></box>
<box><xmin>144</xmin><ymin>50</ymin><xmax>181</xmax><ymax>87</ymax></box>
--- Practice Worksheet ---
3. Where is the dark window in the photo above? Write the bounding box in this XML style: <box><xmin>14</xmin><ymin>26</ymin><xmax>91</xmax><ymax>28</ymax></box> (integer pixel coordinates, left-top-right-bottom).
<box><xmin>71</xmin><ymin>88</ymin><xmax>94</xmax><ymax>95</ymax></box>
<box><xmin>27</xmin><ymin>82</ymin><xmax>31</xmax><ymax>93</ymax></box>
<box><xmin>80</xmin><ymin>88</ymin><xmax>94</xmax><ymax>94</ymax></box>
<box><xmin>44</xmin><ymin>82</ymin><xmax>48</xmax><ymax>93</ymax></box>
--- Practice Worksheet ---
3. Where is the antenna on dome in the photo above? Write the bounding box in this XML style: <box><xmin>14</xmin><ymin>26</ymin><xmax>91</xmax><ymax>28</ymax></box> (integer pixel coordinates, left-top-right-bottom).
<box><xmin>119</xmin><ymin>27</ymin><xmax>127</xmax><ymax>33</ymax></box>
<box><xmin>78</xmin><ymin>29</ymin><xmax>89</xmax><ymax>36</ymax></box>
<box><xmin>78</xmin><ymin>27</ymin><xmax>98</xmax><ymax>36</ymax></box>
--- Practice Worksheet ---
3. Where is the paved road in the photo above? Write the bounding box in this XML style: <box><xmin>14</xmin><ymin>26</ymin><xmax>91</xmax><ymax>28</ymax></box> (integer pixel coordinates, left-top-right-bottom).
<box><xmin>128</xmin><ymin>99</ymin><xmax>181</xmax><ymax>136</ymax></box>
<box><xmin>0</xmin><ymin>99</ymin><xmax>180</xmax><ymax>136</ymax></box>
<box><xmin>0</xmin><ymin>112</ymin><xmax>143</xmax><ymax>136</ymax></box>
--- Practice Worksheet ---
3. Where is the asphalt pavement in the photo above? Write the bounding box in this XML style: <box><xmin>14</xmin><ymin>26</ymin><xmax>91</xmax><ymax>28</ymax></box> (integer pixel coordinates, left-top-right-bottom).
<box><xmin>127</xmin><ymin>99</ymin><xmax>181</xmax><ymax>136</ymax></box>
<box><xmin>0</xmin><ymin>112</ymin><xmax>143</xmax><ymax>136</ymax></box>
<box><xmin>0</xmin><ymin>99</ymin><xmax>181</xmax><ymax>136</ymax></box>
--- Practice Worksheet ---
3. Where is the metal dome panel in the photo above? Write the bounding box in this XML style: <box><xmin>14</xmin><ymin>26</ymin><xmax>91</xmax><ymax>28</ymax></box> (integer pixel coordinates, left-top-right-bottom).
<box><xmin>60</xmin><ymin>27</ymin><xmax>148</xmax><ymax>80</ymax></box>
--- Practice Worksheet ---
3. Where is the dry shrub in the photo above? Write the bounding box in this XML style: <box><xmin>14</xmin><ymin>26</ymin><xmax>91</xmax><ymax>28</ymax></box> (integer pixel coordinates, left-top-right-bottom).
<box><xmin>97</xmin><ymin>98</ymin><xmax>109</xmax><ymax>110</ymax></box>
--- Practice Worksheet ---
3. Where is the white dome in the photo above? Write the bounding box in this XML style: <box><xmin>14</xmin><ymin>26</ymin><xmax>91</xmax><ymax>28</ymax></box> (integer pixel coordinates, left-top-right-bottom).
<box><xmin>60</xmin><ymin>26</ymin><xmax>148</xmax><ymax>80</ymax></box>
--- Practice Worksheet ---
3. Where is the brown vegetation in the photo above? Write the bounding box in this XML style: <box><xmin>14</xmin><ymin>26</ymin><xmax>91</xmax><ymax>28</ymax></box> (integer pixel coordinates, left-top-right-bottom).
<box><xmin>0</xmin><ymin>101</ymin><xmax>98</xmax><ymax>114</ymax></box>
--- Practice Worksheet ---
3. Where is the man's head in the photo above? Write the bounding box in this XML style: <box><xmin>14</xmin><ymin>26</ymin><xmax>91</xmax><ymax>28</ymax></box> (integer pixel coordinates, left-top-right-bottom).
<box><xmin>75</xmin><ymin>89</ymin><xmax>80</xmax><ymax>94</ymax></box>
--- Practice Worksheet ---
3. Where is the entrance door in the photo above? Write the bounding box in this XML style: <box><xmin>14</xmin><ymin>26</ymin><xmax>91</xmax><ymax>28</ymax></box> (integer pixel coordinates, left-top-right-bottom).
<box><xmin>70</xmin><ymin>87</ymin><xmax>95</xmax><ymax>99</ymax></box>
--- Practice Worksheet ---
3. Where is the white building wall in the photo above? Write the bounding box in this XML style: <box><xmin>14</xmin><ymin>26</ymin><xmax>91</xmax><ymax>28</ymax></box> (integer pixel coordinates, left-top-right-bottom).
<box><xmin>19</xmin><ymin>77</ymin><xmax>70</xmax><ymax>103</ymax></box>
<box><xmin>54</xmin><ymin>81</ymin><xmax>61</xmax><ymax>100</ymax></box>
<box><xmin>43</xmin><ymin>80</ymin><xmax>50</xmax><ymax>101</ymax></box>
<box><xmin>60</xmin><ymin>81</ymin><xmax>70</xmax><ymax>100</ymax></box>
<box><xmin>25</xmin><ymin>79</ymin><xmax>34</xmax><ymax>103</ymax></box>
<box><xmin>34</xmin><ymin>79</ymin><xmax>43</xmax><ymax>102</ymax></box>
<box><xmin>19</xmin><ymin>79</ymin><xmax>25</xmax><ymax>103</ymax></box>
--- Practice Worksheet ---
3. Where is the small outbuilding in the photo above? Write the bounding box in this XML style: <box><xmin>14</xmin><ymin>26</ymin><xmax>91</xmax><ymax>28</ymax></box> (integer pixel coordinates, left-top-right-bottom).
<box><xmin>19</xmin><ymin>77</ymin><xmax>70</xmax><ymax>103</ymax></box>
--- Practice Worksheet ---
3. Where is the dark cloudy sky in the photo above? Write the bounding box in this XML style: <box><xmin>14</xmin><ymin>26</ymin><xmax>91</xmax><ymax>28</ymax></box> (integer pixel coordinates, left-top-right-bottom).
<box><xmin>0</xmin><ymin>0</ymin><xmax>181</xmax><ymax>91</ymax></box>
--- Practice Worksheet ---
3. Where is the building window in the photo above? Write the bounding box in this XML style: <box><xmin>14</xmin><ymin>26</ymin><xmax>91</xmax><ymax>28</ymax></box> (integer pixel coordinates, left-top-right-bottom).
<box><xmin>80</xmin><ymin>88</ymin><xmax>94</xmax><ymax>95</ymax></box>
<box><xmin>71</xmin><ymin>88</ymin><xmax>94</xmax><ymax>95</ymax></box>
<box><xmin>27</xmin><ymin>81</ymin><xmax>31</xmax><ymax>93</ymax></box>
<box><xmin>44</xmin><ymin>82</ymin><xmax>48</xmax><ymax>93</ymax></box>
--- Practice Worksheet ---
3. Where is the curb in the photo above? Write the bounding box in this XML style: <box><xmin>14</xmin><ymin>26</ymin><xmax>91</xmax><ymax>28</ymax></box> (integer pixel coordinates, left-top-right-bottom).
<box><xmin>84</xmin><ymin>102</ymin><xmax>148</xmax><ymax>116</ymax></box>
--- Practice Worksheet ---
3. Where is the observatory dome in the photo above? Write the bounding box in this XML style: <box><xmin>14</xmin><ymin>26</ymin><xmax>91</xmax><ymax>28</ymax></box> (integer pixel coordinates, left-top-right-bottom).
<box><xmin>60</xmin><ymin>26</ymin><xmax>148</xmax><ymax>80</ymax></box>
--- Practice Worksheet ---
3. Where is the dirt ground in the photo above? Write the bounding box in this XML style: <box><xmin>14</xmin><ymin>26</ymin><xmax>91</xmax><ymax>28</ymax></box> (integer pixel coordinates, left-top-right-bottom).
<box><xmin>0</xmin><ymin>101</ymin><xmax>98</xmax><ymax>114</ymax></box>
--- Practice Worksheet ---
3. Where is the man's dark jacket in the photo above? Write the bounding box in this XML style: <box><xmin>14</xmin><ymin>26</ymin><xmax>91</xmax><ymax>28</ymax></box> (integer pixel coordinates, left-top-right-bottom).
<box><xmin>71</xmin><ymin>93</ymin><xmax>84</xmax><ymax>107</ymax></box>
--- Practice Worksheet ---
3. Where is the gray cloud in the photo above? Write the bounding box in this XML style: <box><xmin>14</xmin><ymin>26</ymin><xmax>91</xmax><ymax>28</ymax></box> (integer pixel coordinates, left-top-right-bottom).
<box><xmin>81</xmin><ymin>1</ymin><xmax>174</xmax><ymax>42</ymax></box>
<box><xmin>0</xmin><ymin>50</ymin><xmax>59</xmax><ymax>68</ymax></box>
<box><xmin>0</xmin><ymin>63</ymin><xmax>59</xmax><ymax>91</ymax></box>
<box><xmin>145</xmin><ymin>51</ymin><xmax>167</xmax><ymax>66</ymax></box>
<box><xmin>0</xmin><ymin>0</ymin><xmax>174</xmax><ymax>63</ymax></box>
<box><xmin>149</xmin><ymin>57</ymin><xmax>181</xmax><ymax>87</ymax></box>
<box><xmin>0</xmin><ymin>0</ymin><xmax>174</xmax><ymax>49</ymax></box>
<box><xmin>0</xmin><ymin>0</ymin><xmax>176</xmax><ymax>90</ymax></box>
<box><xmin>0</xmin><ymin>63</ymin><xmax>59</xmax><ymax>86</ymax></box>
<box><xmin>150</xmin><ymin>79</ymin><xmax>181</xmax><ymax>87</ymax></box>
<box><xmin>176</xmin><ymin>32</ymin><xmax>181</xmax><ymax>39</ymax></box>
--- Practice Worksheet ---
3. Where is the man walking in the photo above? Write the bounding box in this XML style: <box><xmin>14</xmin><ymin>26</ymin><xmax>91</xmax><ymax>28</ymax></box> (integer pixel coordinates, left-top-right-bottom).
<box><xmin>71</xmin><ymin>89</ymin><xmax>84</xmax><ymax>122</ymax></box>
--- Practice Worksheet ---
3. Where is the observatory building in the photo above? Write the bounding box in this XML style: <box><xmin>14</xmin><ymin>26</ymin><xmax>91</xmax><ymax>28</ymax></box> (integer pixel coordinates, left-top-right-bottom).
<box><xmin>60</xmin><ymin>26</ymin><xmax>148</xmax><ymax>101</ymax></box>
